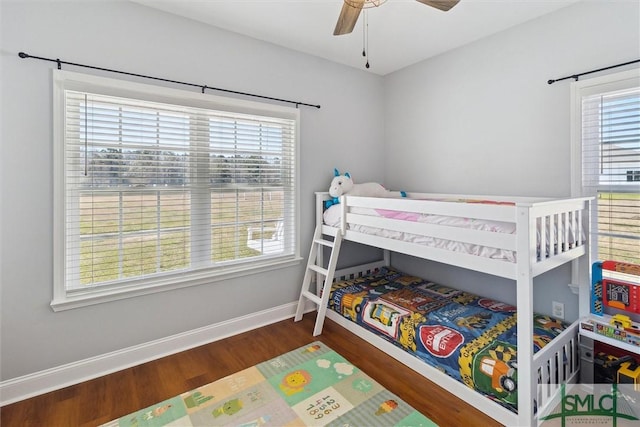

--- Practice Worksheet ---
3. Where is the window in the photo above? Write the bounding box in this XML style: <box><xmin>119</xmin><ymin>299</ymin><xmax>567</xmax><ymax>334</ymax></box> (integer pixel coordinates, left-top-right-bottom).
<box><xmin>572</xmin><ymin>69</ymin><xmax>640</xmax><ymax>265</ymax></box>
<box><xmin>53</xmin><ymin>71</ymin><xmax>300</xmax><ymax>310</ymax></box>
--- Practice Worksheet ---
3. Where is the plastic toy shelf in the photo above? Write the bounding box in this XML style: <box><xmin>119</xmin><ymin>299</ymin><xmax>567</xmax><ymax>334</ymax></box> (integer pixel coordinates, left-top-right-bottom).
<box><xmin>582</xmin><ymin>260</ymin><xmax>640</xmax><ymax>355</ymax></box>
<box><xmin>579</xmin><ymin>316</ymin><xmax>640</xmax><ymax>355</ymax></box>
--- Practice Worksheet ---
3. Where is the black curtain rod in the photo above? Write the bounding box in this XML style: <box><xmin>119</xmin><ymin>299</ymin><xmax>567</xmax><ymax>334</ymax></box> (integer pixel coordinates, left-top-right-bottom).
<box><xmin>547</xmin><ymin>58</ymin><xmax>640</xmax><ymax>85</ymax></box>
<box><xmin>18</xmin><ymin>51</ymin><xmax>321</xmax><ymax>109</ymax></box>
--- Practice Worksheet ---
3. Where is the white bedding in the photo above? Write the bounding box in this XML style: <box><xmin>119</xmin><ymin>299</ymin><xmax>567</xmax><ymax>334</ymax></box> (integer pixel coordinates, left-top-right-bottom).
<box><xmin>323</xmin><ymin>203</ymin><xmax>580</xmax><ymax>263</ymax></box>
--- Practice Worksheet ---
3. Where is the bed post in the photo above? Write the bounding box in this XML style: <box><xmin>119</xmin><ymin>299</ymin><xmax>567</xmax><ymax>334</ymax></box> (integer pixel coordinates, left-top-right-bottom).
<box><xmin>516</xmin><ymin>203</ymin><xmax>536</xmax><ymax>426</ymax></box>
<box><xmin>315</xmin><ymin>192</ymin><xmax>326</xmax><ymax>287</ymax></box>
<box><xmin>339</xmin><ymin>195</ymin><xmax>347</xmax><ymax>236</ymax></box>
<box><xmin>577</xmin><ymin>198</ymin><xmax>593</xmax><ymax>317</ymax></box>
<box><xmin>315</xmin><ymin>192</ymin><xmax>326</xmax><ymax>229</ymax></box>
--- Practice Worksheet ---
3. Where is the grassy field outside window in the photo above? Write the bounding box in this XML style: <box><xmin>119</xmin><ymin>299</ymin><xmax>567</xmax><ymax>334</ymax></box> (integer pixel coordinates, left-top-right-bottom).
<box><xmin>79</xmin><ymin>190</ymin><xmax>284</xmax><ymax>285</ymax></box>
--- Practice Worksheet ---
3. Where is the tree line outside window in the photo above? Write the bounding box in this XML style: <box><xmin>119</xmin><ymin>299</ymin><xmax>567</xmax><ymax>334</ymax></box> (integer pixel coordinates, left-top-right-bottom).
<box><xmin>83</xmin><ymin>149</ymin><xmax>283</xmax><ymax>188</ymax></box>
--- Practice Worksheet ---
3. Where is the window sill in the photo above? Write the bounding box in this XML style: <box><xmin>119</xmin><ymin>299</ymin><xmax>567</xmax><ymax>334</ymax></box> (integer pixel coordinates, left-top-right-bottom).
<box><xmin>51</xmin><ymin>256</ymin><xmax>302</xmax><ymax>312</ymax></box>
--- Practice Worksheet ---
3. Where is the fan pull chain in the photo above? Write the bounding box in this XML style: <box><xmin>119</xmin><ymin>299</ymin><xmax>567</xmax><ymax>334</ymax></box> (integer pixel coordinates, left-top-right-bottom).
<box><xmin>362</xmin><ymin>10</ymin><xmax>370</xmax><ymax>69</ymax></box>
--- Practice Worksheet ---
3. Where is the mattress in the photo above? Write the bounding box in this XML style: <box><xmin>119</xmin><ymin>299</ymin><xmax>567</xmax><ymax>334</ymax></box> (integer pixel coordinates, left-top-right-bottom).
<box><xmin>328</xmin><ymin>266</ymin><xmax>569</xmax><ymax>412</ymax></box>
<box><xmin>323</xmin><ymin>200</ymin><xmax>581</xmax><ymax>262</ymax></box>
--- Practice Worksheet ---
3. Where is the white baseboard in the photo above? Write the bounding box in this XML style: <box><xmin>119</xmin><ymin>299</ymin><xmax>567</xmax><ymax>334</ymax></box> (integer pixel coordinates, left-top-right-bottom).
<box><xmin>0</xmin><ymin>301</ymin><xmax>314</xmax><ymax>406</ymax></box>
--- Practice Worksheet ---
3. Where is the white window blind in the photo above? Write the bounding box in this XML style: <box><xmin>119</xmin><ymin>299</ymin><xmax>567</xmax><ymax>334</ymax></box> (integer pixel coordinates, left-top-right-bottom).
<box><xmin>578</xmin><ymin>72</ymin><xmax>640</xmax><ymax>265</ymax></box>
<box><xmin>53</xmin><ymin>71</ymin><xmax>299</xmax><ymax>309</ymax></box>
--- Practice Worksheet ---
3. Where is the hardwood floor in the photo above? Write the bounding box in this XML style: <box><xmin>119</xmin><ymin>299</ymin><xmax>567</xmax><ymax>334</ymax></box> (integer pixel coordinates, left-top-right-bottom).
<box><xmin>1</xmin><ymin>314</ymin><xmax>503</xmax><ymax>427</ymax></box>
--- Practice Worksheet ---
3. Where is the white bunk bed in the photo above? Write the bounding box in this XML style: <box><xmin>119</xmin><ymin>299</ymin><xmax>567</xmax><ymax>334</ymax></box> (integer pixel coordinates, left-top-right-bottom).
<box><xmin>296</xmin><ymin>191</ymin><xmax>593</xmax><ymax>427</ymax></box>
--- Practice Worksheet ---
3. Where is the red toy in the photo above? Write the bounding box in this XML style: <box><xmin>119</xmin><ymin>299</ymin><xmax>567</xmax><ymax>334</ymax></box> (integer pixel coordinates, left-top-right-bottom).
<box><xmin>593</xmin><ymin>261</ymin><xmax>640</xmax><ymax>316</ymax></box>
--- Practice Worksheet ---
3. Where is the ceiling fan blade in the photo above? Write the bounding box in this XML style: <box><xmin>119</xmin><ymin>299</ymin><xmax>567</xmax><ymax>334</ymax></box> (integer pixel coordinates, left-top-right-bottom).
<box><xmin>415</xmin><ymin>0</ymin><xmax>460</xmax><ymax>12</ymax></box>
<box><xmin>333</xmin><ymin>0</ymin><xmax>364</xmax><ymax>36</ymax></box>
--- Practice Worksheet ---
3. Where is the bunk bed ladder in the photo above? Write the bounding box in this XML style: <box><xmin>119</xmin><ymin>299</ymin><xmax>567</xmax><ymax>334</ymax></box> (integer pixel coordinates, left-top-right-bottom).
<box><xmin>294</xmin><ymin>225</ymin><xmax>343</xmax><ymax>336</ymax></box>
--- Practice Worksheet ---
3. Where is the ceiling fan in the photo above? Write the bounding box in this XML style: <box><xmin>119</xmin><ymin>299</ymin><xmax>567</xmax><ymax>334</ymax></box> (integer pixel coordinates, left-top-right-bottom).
<box><xmin>333</xmin><ymin>0</ymin><xmax>460</xmax><ymax>36</ymax></box>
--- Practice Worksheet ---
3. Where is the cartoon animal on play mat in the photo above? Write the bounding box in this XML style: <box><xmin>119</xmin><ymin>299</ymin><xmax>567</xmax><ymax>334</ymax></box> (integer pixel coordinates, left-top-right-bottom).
<box><xmin>212</xmin><ymin>398</ymin><xmax>243</xmax><ymax>417</ymax></box>
<box><xmin>279</xmin><ymin>369</ymin><xmax>312</xmax><ymax>396</ymax></box>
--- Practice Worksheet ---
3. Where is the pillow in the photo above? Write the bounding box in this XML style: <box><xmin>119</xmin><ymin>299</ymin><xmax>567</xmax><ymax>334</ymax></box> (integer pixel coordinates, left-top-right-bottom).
<box><xmin>323</xmin><ymin>204</ymin><xmax>341</xmax><ymax>226</ymax></box>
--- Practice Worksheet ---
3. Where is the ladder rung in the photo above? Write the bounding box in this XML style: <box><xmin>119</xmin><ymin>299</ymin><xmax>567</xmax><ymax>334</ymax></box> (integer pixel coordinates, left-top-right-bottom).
<box><xmin>308</xmin><ymin>265</ymin><xmax>328</xmax><ymax>276</ymax></box>
<box><xmin>302</xmin><ymin>291</ymin><xmax>321</xmax><ymax>305</ymax></box>
<box><xmin>314</xmin><ymin>238</ymin><xmax>334</xmax><ymax>248</ymax></box>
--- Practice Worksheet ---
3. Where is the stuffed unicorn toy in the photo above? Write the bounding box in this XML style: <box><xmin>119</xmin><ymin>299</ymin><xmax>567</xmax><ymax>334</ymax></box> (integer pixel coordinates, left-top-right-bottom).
<box><xmin>326</xmin><ymin>168</ymin><xmax>406</xmax><ymax>208</ymax></box>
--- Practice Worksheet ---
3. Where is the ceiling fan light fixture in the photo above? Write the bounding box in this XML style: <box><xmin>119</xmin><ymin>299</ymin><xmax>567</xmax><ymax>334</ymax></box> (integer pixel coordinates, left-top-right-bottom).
<box><xmin>334</xmin><ymin>0</ymin><xmax>459</xmax><ymax>37</ymax></box>
<box><xmin>344</xmin><ymin>0</ymin><xmax>387</xmax><ymax>9</ymax></box>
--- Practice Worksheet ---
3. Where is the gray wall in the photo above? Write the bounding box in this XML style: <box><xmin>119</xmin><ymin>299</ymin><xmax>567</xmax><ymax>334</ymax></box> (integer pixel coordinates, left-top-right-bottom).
<box><xmin>384</xmin><ymin>1</ymin><xmax>640</xmax><ymax>196</ymax></box>
<box><xmin>0</xmin><ymin>1</ymin><xmax>384</xmax><ymax>381</ymax></box>
<box><xmin>384</xmin><ymin>0</ymin><xmax>640</xmax><ymax>320</ymax></box>
<box><xmin>1</xmin><ymin>0</ymin><xmax>639</xmax><ymax>383</ymax></box>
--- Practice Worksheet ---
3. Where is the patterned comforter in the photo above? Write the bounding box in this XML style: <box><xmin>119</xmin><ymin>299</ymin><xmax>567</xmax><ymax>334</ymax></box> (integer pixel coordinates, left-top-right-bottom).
<box><xmin>328</xmin><ymin>267</ymin><xmax>568</xmax><ymax>412</ymax></box>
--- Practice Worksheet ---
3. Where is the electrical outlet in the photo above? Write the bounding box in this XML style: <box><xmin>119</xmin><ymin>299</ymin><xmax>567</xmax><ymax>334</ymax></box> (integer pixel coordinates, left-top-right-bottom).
<box><xmin>552</xmin><ymin>301</ymin><xmax>565</xmax><ymax>320</ymax></box>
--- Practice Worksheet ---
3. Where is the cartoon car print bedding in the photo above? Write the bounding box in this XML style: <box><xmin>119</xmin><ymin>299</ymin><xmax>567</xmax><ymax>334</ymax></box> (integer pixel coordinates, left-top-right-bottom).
<box><xmin>328</xmin><ymin>267</ymin><xmax>568</xmax><ymax>412</ymax></box>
